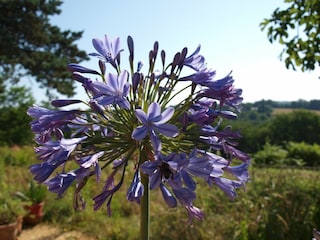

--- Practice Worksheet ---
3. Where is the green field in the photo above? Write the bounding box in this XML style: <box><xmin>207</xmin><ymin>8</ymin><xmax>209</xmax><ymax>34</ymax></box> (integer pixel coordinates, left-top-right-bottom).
<box><xmin>272</xmin><ymin>107</ymin><xmax>320</xmax><ymax>115</ymax></box>
<box><xmin>1</xmin><ymin>146</ymin><xmax>320</xmax><ymax>240</ymax></box>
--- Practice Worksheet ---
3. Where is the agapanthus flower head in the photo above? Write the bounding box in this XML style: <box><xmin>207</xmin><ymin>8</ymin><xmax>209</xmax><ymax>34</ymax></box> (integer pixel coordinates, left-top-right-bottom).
<box><xmin>27</xmin><ymin>34</ymin><xmax>250</xmax><ymax>224</ymax></box>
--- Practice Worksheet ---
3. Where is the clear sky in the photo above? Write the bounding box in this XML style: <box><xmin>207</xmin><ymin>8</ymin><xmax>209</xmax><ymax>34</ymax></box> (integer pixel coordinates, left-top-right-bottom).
<box><xmin>46</xmin><ymin>0</ymin><xmax>320</xmax><ymax>103</ymax></box>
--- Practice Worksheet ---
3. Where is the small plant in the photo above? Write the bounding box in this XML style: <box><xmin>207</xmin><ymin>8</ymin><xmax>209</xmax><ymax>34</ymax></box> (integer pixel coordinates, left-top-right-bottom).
<box><xmin>14</xmin><ymin>181</ymin><xmax>47</xmax><ymax>225</ymax></box>
<box><xmin>0</xmin><ymin>195</ymin><xmax>24</xmax><ymax>225</ymax></box>
<box><xmin>25</xmin><ymin>181</ymin><xmax>47</xmax><ymax>204</ymax></box>
<box><xmin>15</xmin><ymin>181</ymin><xmax>46</xmax><ymax>205</ymax></box>
<box><xmin>0</xmin><ymin>203</ymin><xmax>17</xmax><ymax>225</ymax></box>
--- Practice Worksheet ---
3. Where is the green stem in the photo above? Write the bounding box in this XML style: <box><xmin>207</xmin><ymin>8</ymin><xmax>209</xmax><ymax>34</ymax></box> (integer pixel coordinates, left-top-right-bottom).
<box><xmin>140</xmin><ymin>172</ymin><xmax>150</xmax><ymax>240</ymax></box>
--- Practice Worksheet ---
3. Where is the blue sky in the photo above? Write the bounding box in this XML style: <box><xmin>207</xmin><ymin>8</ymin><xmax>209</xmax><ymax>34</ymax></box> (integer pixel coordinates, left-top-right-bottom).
<box><xmin>46</xmin><ymin>0</ymin><xmax>320</xmax><ymax>103</ymax></box>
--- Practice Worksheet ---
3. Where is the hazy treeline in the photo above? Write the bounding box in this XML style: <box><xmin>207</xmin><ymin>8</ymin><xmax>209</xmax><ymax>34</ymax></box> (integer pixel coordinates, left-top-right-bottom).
<box><xmin>2</xmin><ymin>95</ymin><xmax>320</xmax><ymax>167</ymax></box>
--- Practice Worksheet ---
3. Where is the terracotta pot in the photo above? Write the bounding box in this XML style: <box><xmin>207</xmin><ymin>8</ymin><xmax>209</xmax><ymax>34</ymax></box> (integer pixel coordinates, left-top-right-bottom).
<box><xmin>23</xmin><ymin>201</ymin><xmax>44</xmax><ymax>226</ymax></box>
<box><xmin>24</xmin><ymin>201</ymin><xmax>44</xmax><ymax>215</ymax></box>
<box><xmin>0</xmin><ymin>217</ymin><xmax>22</xmax><ymax>240</ymax></box>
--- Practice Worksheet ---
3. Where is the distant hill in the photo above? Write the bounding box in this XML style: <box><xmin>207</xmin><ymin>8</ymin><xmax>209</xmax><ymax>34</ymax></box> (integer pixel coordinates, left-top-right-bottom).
<box><xmin>244</xmin><ymin>99</ymin><xmax>320</xmax><ymax>111</ymax></box>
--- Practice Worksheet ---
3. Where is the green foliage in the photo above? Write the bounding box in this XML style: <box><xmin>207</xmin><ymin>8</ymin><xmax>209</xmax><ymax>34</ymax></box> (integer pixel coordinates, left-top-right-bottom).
<box><xmin>0</xmin><ymin>106</ymin><xmax>34</xmax><ymax>146</ymax></box>
<box><xmin>253</xmin><ymin>142</ymin><xmax>289</xmax><ymax>165</ymax></box>
<box><xmin>15</xmin><ymin>181</ymin><xmax>47</xmax><ymax>204</ymax></box>
<box><xmin>0</xmin><ymin>84</ymin><xmax>35</xmax><ymax>108</ymax></box>
<box><xmin>0</xmin><ymin>146</ymin><xmax>37</xmax><ymax>166</ymax></box>
<box><xmin>0</xmin><ymin>84</ymin><xmax>35</xmax><ymax>146</ymax></box>
<box><xmin>268</xmin><ymin>109</ymin><xmax>320</xmax><ymax>145</ymax></box>
<box><xmin>253</xmin><ymin>141</ymin><xmax>320</xmax><ymax>166</ymax></box>
<box><xmin>248</xmin><ymin>168</ymin><xmax>320</xmax><ymax>240</ymax></box>
<box><xmin>260</xmin><ymin>0</ymin><xmax>320</xmax><ymax>72</ymax></box>
<box><xmin>236</xmin><ymin>108</ymin><xmax>320</xmax><ymax>155</ymax></box>
<box><xmin>0</xmin><ymin>196</ymin><xmax>24</xmax><ymax>225</ymax></box>
<box><xmin>0</xmin><ymin>0</ymin><xmax>88</xmax><ymax>97</ymax></box>
<box><xmin>286</xmin><ymin>141</ymin><xmax>320</xmax><ymax>166</ymax></box>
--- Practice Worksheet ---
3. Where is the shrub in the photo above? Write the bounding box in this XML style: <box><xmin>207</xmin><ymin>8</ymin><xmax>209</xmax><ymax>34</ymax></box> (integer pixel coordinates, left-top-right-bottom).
<box><xmin>286</xmin><ymin>141</ymin><xmax>320</xmax><ymax>166</ymax></box>
<box><xmin>252</xmin><ymin>142</ymin><xmax>288</xmax><ymax>165</ymax></box>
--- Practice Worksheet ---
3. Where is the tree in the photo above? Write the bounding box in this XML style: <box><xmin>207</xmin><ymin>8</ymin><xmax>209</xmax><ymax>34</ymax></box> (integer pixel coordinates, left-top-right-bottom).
<box><xmin>0</xmin><ymin>85</ymin><xmax>35</xmax><ymax>145</ymax></box>
<box><xmin>260</xmin><ymin>0</ymin><xmax>320</xmax><ymax>72</ymax></box>
<box><xmin>268</xmin><ymin>110</ymin><xmax>320</xmax><ymax>145</ymax></box>
<box><xmin>0</xmin><ymin>0</ymin><xmax>88</xmax><ymax>97</ymax></box>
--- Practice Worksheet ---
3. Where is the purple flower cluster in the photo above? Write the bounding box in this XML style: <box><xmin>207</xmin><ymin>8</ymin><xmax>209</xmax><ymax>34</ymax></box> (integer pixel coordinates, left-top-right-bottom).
<box><xmin>27</xmin><ymin>34</ymin><xmax>250</xmax><ymax>223</ymax></box>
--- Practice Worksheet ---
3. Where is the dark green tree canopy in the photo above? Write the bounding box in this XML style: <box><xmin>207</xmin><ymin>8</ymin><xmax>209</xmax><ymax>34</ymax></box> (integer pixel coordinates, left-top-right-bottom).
<box><xmin>0</xmin><ymin>0</ymin><xmax>88</xmax><ymax>97</ymax></box>
<box><xmin>260</xmin><ymin>0</ymin><xmax>320</xmax><ymax>72</ymax></box>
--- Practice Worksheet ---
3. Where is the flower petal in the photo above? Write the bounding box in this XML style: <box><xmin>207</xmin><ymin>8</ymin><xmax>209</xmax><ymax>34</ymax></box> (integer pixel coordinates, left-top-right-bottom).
<box><xmin>159</xmin><ymin>183</ymin><xmax>177</xmax><ymax>208</ymax></box>
<box><xmin>132</xmin><ymin>125</ymin><xmax>148</xmax><ymax>140</ymax></box>
<box><xmin>156</xmin><ymin>107</ymin><xmax>174</xmax><ymax>124</ymax></box>
<box><xmin>92</xmin><ymin>38</ymin><xmax>106</xmax><ymax>56</ymax></box>
<box><xmin>150</xmin><ymin>130</ymin><xmax>161</xmax><ymax>152</ymax></box>
<box><xmin>147</xmin><ymin>102</ymin><xmax>161</xmax><ymax>121</ymax></box>
<box><xmin>106</xmin><ymin>73</ymin><xmax>118</xmax><ymax>92</ymax></box>
<box><xmin>134</xmin><ymin>109</ymin><xmax>148</xmax><ymax>124</ymax></box>
<box><xmin>153</xmin><ymin>123</ymin><xmax>178</xmax><ymax>137</ymax></box>
<box><xmin>149</xmin><ymin>170</ymin><xmax>161</xmax><ymax>189</ymax></box>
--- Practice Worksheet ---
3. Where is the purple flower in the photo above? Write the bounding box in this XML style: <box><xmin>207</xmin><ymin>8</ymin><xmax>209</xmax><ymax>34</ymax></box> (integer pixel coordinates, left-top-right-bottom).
<box><xmin>171</xmin><ymin>187</ymin><xmax>196</xmax><ymax>206</ymax></box>
<box><xmin>159</xmin><ymin>183</ymin><xmax>177</xmax><ymax>208</ymax></box>
<box><xmin>132</xmin><ymin>102</ymin><xmax>178</xmax><ymax>151</ymax></box>
<box><xmin>92</xmin><ymin>71</ymin><xmax>130</xmax><ymax>109</ymax></box>
<box><xmin>186</xmin><ymin>149</ymin><xmax>214</xmax><ymax>179</ymax></box>
<box><xmin>179</xmin><ymin>68</ymin><xmax>216</xmax><ymax>85</ymax></box>
<box><xmin>67</xmin><ymin>116</ymin><xmax>92</xmax><ymax>137</ymax></box>
<box><xmin>140</xmin><ymin>151</ymin><xmax>207</xmax><ymax>222</ymax></box>
<box><xmin>27</xmin><ymin>105</ymin><xmax>80</xmax><ymax>143</ymax></box>
<box><xmin>171</xmin><ymin>188</ymin><xmax>204</xmax><ymax>223</ymax></box>
<box><xmin>51</xmin><ymin>99</ymin><xmax>82</xmax><ymax>107</ymax></box>
<box><xmin>183</xmin><ymin>45</ymin><xmax>206</xmax><ymax>71</ymax></box>
<box><xmin>45</xmin><ymin>168</ymin><xmax>89</xmax><ymax>198</ymax></box>
<box><xmin>89</xmin><ymin>35</ymin><xmax>123</xmax><ymax>69</ymax></box>
<box><xmin>204</xmin><ymin>151</ymin><xmax>227</xmax><ymax>177</ymax></box>
<box><xmin>224</xmin><ymin>143</ymin><xmax>251</xmax><ymax>163</ymax></box>
<box><xmin>209</xmin><ymin>177</ymin><xmax>242</xmax><ymax>200</ymax></box>
<box><xmin>185</xmin><ymin>205</ymin><xmax>205</xmax><ymax>223</ymax></box>
<box><xmin>132</xmin><ymin>72</ymin><xmax>143</xmax><ymax>94</ymax></box>
<box><xmin>200</xmin><ymin>125</ymin><xmax>250</xmax><ymax>163</ymax></box>
<box><xmin>189</xmin><ymin>100</ymin><xmax>238</xmax><ymax>125</ymax></box>
<box><xmin>77</xmin><ymin>151</ymin><xmax>104</xmax><ymax>181</ymax></box>
<box><xmin>35</xmin><ymin>137</ymin><xmax>85</xmax><ymax>165</ymax></box>
<box><xmin>89</xmin><ymin>99</ymin><xmax>106</xmax><ymax>117</ymax></box>
<box><xmin>93</xmin><ymin>170</ymin><xmax>121</xmax><ymax>216</ymax></box>
<box><xmin>93</xmin><ymin>159</ymin><xmax>127</xmax><ymax>215</ymax></box>
<box><xmin>71</xmin><ymin>73</ymin><xmax>99</xmax><ymax>95</ymax></box>
<box><xmin>29</xmin><ymin>162</ymin><xmax>58</xmax><ymax>183</ymax></box>
<box><xmin>141</xmin><ymin>159</ymin><xmax>170</xmax><ymax>190</ymax></box>
<box><xmin>67</xmin><ymin>63</ymin><xmax>100</xmax><ymax>75</ymax></box>
<box><xmin>224</xmin><ymin>163</ymin><xmax>250</xmax><ymax>182</ymax></box>
<box><xmin>197</xmin><ymin>73</ymin><xmax>243</xmax><ymax>111</ymax></box>
<box><xmin>126</xmin><ymin>169</ymin><xmax>144</xmax><ymax>203</ymax></box>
